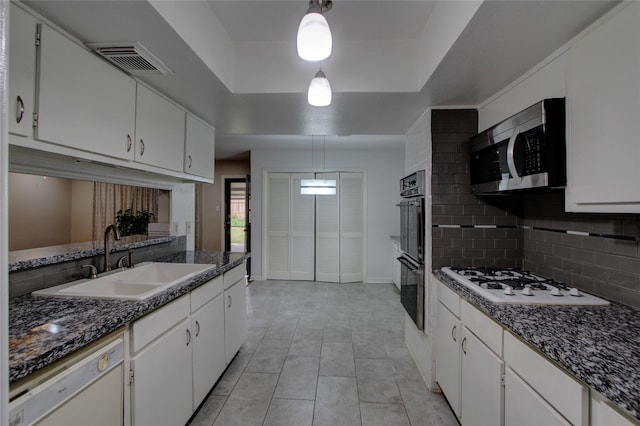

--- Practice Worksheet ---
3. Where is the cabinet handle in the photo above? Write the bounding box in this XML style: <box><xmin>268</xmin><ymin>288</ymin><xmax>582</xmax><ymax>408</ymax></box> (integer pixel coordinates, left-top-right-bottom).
<box><xmin>186</xmin><ymin>328</ymin><xmax>191</xmax><ymax>346</ymax></box>
<box><xmin>451</xmin><ymin>325</ymin><xmax>457</xmax><ymax>342</ymax></box>
<box><xmin>461</xmin><ymin>336</ymin><xmax>467</xmax><ymax>355</ymax></box>
<box><xmin>188</xmin><ymin>155</ymin><xmax>193</xmax><ymax>168</ymax></box>
<box><xmin>16</xmin><ymin>96</ymin><xmax>24</xmax><ymax>124</ymax></box>
<box><xmin>195</xmin><ymin>320</ymin><xmax>201</xmax><ymax>337</ymax></box>
<box><xmin>139</xmin><ymin>139</ymin><xmax>145</xmax><ymax>156</ymax></box>
<box><xmin>228</xmin><ymin>294</ymin><xmax>232</xmax><ymax>308</ymax></box>
<box><xmin>126</xmin><ymin>134</ymin><xmax>132</xmax><ymax>152</ymax></box>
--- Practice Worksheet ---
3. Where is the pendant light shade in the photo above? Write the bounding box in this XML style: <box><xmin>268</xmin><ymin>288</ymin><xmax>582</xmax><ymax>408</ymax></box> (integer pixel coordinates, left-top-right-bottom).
<box><xmin>308</xmin><ymin>68</ymin><xmax>332</xmax><ymax>107</ymax></box>
<box><xmin>297</xmin><ymin>0</ymin><xmax>333</xmax><ymax>61</ymax></box>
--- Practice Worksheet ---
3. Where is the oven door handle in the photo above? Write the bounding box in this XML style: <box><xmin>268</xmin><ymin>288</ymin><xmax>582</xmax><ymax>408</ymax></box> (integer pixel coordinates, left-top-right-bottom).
<box><xmin>506</xmin><ymin>126</ymin><xmax>522</xmax><ymax>182</ymax></box>
<box><xmin>397</xmin><ymin>256</ymin><xmax>420</xmax><ymax>272</ymax></box>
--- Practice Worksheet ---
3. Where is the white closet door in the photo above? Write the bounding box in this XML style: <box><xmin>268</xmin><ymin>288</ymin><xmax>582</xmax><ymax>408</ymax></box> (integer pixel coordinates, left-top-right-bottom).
<box><xmin>339</xmin><ymin>172</ymin><xmax>364</xmax><ymax>282</ymax></box>
<box><xmin>290</xmin><ymin>173</ymin><xmax>315</xmax><ymax>280</ymax></box>
<box><xmin>315</xmin><ymin>172</ymin><xmax>340</xmax><ymax>282</ymax></box>
<box><xmin>267</xmin><ymin>174</ymin><xmax>290</xmax><ymax>279</ymax></box>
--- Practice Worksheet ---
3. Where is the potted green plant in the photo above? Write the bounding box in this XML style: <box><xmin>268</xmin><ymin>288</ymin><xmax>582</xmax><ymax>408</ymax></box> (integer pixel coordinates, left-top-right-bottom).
<box><xmin>116</xmin><ymin>208</ymin><xmax>154</xmax><ymax>236</ymax></box>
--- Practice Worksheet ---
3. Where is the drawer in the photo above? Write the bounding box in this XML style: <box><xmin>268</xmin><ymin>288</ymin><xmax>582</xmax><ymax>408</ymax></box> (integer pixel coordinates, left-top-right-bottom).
<box><xmin>461</xmin><ymin>300</ymin><xmax>502</xmax><ymax>356</ymax></box>
<box><xmin>436</xmin><ymin>278</ymin><xmax>460</xmax><ymax>317</ymax></box>
<box><xmin>504</xmin><ymin>332</ymin><xmax>588</xmax><ymax>426</ymax></box>
<box><xmin>131</xmin><ymin>296</ymin><xmax>190</xmax><ymax>353</ymax></box>
<box><xmin>190</xmin><ymin>275</ymin><xmax>223</xmax><ymax>313</ymax></box>
<box><xmin>223</xmin><ymin>262</ymin><xmax>246</xmax><ymax>290</ymax></box>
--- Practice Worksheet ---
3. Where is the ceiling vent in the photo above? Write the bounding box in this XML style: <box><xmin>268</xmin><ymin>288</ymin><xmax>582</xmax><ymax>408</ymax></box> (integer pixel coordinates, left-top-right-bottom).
<box><xmin>85</xmin><ymin>42</ymin><xmax>174</xmax><ymax>76</ymax></box>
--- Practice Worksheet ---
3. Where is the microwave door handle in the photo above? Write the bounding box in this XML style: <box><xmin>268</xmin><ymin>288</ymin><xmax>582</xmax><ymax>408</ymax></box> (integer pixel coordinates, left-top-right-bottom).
<box><xmin>506</xmin><ymin>126</ymin><xmax>522</xmax><ymax>182</ymax></box>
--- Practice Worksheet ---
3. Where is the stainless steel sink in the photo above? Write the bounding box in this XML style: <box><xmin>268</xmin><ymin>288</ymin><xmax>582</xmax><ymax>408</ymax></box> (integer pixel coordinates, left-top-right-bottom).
<box><xmin>33</xmin><ymin>262</ymin><xmax>216</xmax><ymax>301</ymax></box>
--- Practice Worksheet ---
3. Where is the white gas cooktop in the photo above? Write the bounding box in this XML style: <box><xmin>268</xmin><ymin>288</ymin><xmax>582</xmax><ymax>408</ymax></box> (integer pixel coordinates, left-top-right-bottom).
<box><xmin>441</xmin><ymin>266</ymin><xmax>609</xmax><ymax>305</ymax></box>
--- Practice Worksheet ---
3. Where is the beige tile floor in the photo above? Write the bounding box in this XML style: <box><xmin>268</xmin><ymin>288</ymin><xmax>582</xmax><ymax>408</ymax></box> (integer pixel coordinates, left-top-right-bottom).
<box><xmin>188</xmin><ymin>280</ymin><xmax>457</xmax><ymax>426</ymax></box>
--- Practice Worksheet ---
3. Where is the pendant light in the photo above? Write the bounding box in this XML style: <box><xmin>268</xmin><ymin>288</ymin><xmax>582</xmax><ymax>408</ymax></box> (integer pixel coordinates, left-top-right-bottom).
<box><xmin>308</xmin><ymin>68</ymin><xmax>332</xmax><ymax>107</ymax></box>
<box><xmin>301</xmin><ymin>135</ymin><xmax>336</xmax><ymax>195</ymax></box>
<box><xmin>297</xmin><ymin>0</ymin><xmax>333</xmax><ymax>61</ymax></box>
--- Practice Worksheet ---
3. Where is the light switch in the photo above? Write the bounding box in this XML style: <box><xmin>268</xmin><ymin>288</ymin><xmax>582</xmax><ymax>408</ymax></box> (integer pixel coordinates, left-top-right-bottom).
<box><xmin>172</xmin><ymin>222</ymin><xmax>179</xmax><ymax>234</ymax></box>
<box><xmin>186</xmin><ymin>221</ymin><xmax>192</xmax><ymax>234</ymax></box>
<box><xmin>215</xmin><ymin>205</ymin><xmax>221</xmax><ymax>212</ymax></box>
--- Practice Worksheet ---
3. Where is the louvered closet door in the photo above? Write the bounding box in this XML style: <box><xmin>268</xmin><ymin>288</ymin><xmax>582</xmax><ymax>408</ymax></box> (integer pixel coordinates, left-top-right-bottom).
<box><xmin>267</xmin><ymin>174</ymin><xmax>290</xmax><ymax>279</ymax></box>
<box><xmin>315</xmin><ymin>172</ymin><xmax>340</xmax><ymax>282</ymax></box>
<box><xmin>339</xmin><ymin>172</ymin><xmax>364</xmax><ymax>282</ymax></box>
<box><xmin>290</xmin><ymin>173</ymin><xmax>315</xmax><ymax>280</ymax></box>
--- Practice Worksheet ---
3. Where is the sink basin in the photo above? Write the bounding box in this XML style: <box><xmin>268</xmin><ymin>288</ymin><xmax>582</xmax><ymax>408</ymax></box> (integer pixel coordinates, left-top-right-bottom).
<box><xmin>33</xmin><ymin>262</ymin><xmax>216</xmax><ymax>301</ymax></box>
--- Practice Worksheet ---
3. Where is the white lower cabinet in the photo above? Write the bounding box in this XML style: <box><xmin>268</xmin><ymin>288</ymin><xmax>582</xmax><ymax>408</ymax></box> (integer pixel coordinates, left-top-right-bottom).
<box><xmin>504</xmin><ymin>332</ymin><xmax>588</xmax><ymax>426</ymax></box>
<box><xmin>591</xmin><ymin>393</ymin><xmax>637</xmax><ymax>426</ymax></box>
<box><xmin>435</xmin><ymin>280</ymin><xmax>504</xmax><ymax>426</ymax></box>
<box><xmin>191</xmin><ymin>278</ymin><xmax>226</xmax><ymax>410</ymax></box>
<box><xmin>130</xmin><ymin>267</ymin><xmax>246</xmax><ymax>425</ymax></box>
<box><xmin>505</xmin><ymin>367</ymin><xmax>570</xmax><ymax>426</ymax></box>
<box><xmin>460</xmin><ymin>328</ymin><xmax>504</xmax><ymax>426</ymax></box>
<box><xmin>131</xmin><ymin>316</ymin><xmax>193</xmax><ymax>426</ymax></box>
<box><xmin>435</xmin><ymin>300</ymin><xmax>462</xmax><ymax>418</ymax></box>
<box><xmin>223</xmin><ymin>264</ymin><xmax>247</xmax><ymax>363</ymax></box>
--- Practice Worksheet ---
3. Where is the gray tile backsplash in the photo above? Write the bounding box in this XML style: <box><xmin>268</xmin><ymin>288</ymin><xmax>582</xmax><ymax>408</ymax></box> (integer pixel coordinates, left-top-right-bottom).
<box><xmin>9</xmin><ymin>236</ymin><xmax>187</xmax><ymax>298</ymax></box>
<box><xmin>431</xmin><ymin>109</ymin><xmax>522</xmax><ymax>269</ymax></box>
<box><xmin>431</xmin><ymin>109</ymin><xmax>640</xmax><ymax>309</ymax></box>
<box><xmin>522</xmin><ymin>191</ymin><xmax>640</xmax><ymax>308</ymax></box>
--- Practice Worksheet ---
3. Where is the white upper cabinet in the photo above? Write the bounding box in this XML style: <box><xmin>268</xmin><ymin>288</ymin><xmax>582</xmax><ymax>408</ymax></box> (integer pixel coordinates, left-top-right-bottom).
<box><xmin>8</xmin><ymin>4</ymin><xmax>37</xmax><ymax>138</ymax></box>
<box><xmin>134</xmin><ymin>84</ymin><xmax>186</xmax><ymax>172</ymax></box>
<box><xmin>36</xmin><ymin>24</ymin><xmax>136</xmax><ymax>160</ymax></box>
<box><xmin>184</xmin><ymin>114</ymin><xmax>215</xmax><ymax>179</ymax></box>
<box><xmin>566</xmin><ymin>2</ymin><xmax>640</xmax><ymax>212</ymax></box>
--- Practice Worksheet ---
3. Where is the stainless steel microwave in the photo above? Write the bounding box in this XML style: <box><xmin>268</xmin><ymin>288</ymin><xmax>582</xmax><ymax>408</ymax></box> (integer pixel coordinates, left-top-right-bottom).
<box><xmin>469</xmin><ymin>98</ymin><xmax>566</xmax><ymax>194</ymax></box>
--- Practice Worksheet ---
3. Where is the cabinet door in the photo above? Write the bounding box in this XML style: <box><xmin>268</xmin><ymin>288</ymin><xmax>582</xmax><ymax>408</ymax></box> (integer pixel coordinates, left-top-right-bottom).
<box><xmin>315</xmin><ymin>172</ymin><xmax>340</xmax><ymax>283</ymax></box>
<box><xmin>36</xmin><ymin>25</ymin><xmax>136</xmax><ymax>160</ymax></box>
<box><xmin>435</xmin><ymin>302</ymin><xmax>462</xmax><ymax>419</ymax></box>
<box><xmin>192</xmin><ymin>293</ymin><xmax>225</xmax><ymax>410</ymax></box>
<box><xmin>339</xmin><ymin>172</ymin><xmax>364</xmax><ymax>283</ymax></box>
<box><xmin>131</xmin><ymin>318</ymin><xmax>193</xmax><ymax>426</ymax></box>
<box><xmin>8</xmin><ymin>4</ymin><xmax>37</xmax><ymax>138</ymax></box>
<box><xmin>566</xmin><ymin>2</ymin><xmax>640</xmax><ymax>211</ymax></box>
<box><xmin>290</xmin><ymin>173</ymin><xmax>315</xmax><ymax>280</ymax></box>
<box><xmin>224</xmin><ymin>279</ymin><xmax>247</xmax><ymax>363</ymax></box>
<box><xmin>460</xmin><ymin>328</ymin><xmax>504</xmax><ymax>426</ymax></box>
<box><xmin>135</xmin><ymin>84</ymin><xmax>185</xmax><ymax>171</ymax></box>
<box><xmin>266</xmin><ymin>173</ymin><xmax>292</xmax><ymax>280</ymax></box>
<box><xmin>504</xmin><ymin>368</ymin><xmax>570</xmax><ymax>426</ymax></box>
<box><xmin>184</xmin><ymin>114</ymin><xmax>215</xmax><ymax>179</ymax></box>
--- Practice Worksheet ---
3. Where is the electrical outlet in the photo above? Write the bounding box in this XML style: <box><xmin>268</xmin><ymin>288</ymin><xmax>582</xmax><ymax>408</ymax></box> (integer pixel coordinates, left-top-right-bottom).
<box><xmin>215</xmin><ymin>205</ymin><xmax>221</xmax><ymax>212</ymax></box>
<box><xmin>186</xmin><ymin>221</ymin><xmax>192</xmax><ymax>234</ymax></box>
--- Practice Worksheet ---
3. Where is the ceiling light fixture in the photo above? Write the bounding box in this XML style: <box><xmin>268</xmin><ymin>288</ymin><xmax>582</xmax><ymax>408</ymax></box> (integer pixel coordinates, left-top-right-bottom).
<box><xmin>301</xmin><ymin>135</ymin><xmax>336</xmax><ymax>195</ymax></box>
<box><xmin>297</xmin><ymin>0</ymin><xmax>333</xmax><ymax>61</ymax></box>
<box><xmin>308</xmin><ymin>68</ymin><xmax>332</xmax><ymax>107</ymax></box>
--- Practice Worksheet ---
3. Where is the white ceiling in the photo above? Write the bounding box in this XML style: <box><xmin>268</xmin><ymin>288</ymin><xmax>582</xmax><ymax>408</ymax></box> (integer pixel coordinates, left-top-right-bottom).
<box><xmin>22</xmin><ymin>0</ymin><xmax>619</xmax><ymax>160</ymax></box>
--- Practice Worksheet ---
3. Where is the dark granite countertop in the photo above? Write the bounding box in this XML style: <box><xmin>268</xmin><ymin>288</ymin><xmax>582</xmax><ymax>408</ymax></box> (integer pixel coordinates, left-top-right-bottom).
<box><xmin>9</xmin><ymin>236</ymin><xmax>176</xmax><ymax>272</ymax></box>
<box><xmin>433</xmin><ymin>269</ymin><xmax>640</xmax><ymax>421</ymax></box>
<box><xmin>9</xmin><ymin>251</ymin><xmax>249</xmax><ymax>384</ymax></box>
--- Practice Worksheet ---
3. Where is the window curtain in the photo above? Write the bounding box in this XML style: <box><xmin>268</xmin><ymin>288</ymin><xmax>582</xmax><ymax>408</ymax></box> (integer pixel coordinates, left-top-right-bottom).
<box><xmin>92</xmin><ymin>183</ymin><xmax>159</xmax><ymax>241</ymax></box>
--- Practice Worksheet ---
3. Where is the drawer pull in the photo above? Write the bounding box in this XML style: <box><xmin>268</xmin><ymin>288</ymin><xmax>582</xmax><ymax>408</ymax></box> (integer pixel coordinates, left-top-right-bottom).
<box><xmin>451</xmin><ymin>325</ymin><xmax>457</xmax><ymax>342</ymax></box>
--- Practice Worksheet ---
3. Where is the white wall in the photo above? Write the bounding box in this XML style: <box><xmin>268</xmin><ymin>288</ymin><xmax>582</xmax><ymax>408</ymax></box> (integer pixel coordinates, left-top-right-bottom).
<box><xmin>250</xmin><ymin>145</ymin><xmax>404</xmax><ymax>281</ymax></box>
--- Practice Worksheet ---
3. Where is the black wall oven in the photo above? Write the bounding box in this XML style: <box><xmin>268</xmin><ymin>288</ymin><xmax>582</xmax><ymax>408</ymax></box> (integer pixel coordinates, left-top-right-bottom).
<box><xmin>397</xmin><ymin>170</ymin><xmax>425</xmax><ymax>330</ymax></box>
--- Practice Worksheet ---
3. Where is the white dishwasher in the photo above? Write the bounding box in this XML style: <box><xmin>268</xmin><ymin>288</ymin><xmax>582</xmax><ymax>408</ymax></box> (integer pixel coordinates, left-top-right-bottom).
<box><xmin>9</xmin><ymin>332</ymin><xmax>125</xmax><ymax>426</ymax></box>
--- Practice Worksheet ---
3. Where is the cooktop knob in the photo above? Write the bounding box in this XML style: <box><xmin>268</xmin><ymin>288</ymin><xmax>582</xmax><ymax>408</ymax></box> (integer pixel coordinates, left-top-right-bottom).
<box><xmin>503</xmin><ymin>286</ymin><xmax>514</xmax><ymax>296</ymax></box>
<box><xmin>550</xmin><ymin>287</ymin><xmax>562</xmax><ymax>296</ymax></box>
<box><xmin>522</xmin><ymin>285</ymin><xmax>533</xmax><ymax>296</ymax></box>
<box><xmin>569</xmin><ymin>288</ymin><xmax>583</xmax><ymax>297</ymax></box>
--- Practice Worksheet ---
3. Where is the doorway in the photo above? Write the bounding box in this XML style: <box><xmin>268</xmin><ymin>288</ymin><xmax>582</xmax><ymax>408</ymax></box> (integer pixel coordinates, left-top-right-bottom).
<box><xmin>224</xmin><ymin>177</ymin><xmax>250</xmax><ymax>253</ymax></box>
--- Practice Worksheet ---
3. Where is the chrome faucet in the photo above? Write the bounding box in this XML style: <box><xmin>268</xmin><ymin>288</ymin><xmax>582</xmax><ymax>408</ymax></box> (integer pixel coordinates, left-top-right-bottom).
<box><xmin>103</xmin><ymin>224</ymin><xmax>121</xmax><ymax>272</ymax></box>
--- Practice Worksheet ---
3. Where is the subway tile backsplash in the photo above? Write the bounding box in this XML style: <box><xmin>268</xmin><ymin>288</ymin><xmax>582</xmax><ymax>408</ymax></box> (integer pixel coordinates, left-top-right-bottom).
<box><xmin>431</xmin><ymin>109</ymin><xmax>640</xmax><ymax>309</ymax></box>
<box><xmin>431</xmin><ymin>109</ymin><xmax>522</xmax><ymax>269</ymax></box>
